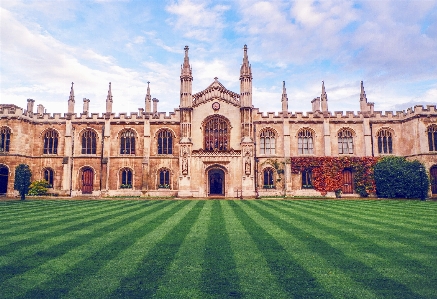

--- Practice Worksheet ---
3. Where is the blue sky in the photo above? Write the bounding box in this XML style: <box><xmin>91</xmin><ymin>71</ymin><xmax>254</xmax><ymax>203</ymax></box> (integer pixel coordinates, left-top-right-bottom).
<box><xmin>1</xmin><ymin>0</ymin><xmax>436</xmax><ymax>115</ymax></box>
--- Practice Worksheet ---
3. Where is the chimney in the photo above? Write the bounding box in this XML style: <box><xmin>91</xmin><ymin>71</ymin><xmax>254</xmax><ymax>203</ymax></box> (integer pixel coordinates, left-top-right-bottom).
<box><xmin>37</xmin><ymin>104</ymin><xmax>45</xmax><ymax>115</ymax></box>
<box><xmin>83</xmin><ymin>98</ymin><xmax>90</xmax><ymax>115</ymax></box>
<box><xmin>311</xmin><ymin>97</ymin><xmax>321</xmax><ymax>112</ymax></box>
<box><xmin>27</xmin><ymin>99</ymin><xmax>35</xmax><ymax>115</ymax></box>
<box><xmin>152</xmin><ymin>98</ymin><xmax>159</xmax><ymax>113</ymax></box>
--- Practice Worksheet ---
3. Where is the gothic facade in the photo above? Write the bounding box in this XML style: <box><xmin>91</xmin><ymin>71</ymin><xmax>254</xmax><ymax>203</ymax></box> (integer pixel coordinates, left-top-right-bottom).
<box><xmin>1</xmin><ymin>46</ymin><xmax>437</xmax><ymax>198</ymax></box>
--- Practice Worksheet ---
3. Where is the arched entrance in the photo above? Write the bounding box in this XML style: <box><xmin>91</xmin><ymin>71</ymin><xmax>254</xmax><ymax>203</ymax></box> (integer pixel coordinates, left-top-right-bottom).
<box><xmin>0</xmin><ymin>165</ymin><xmax>8</xmax><ymax>195</ymax></box>
<box><xmin>208</xmin><ymin>168</ymin><xmax>225</xmax><ymax>196</ymax></box>
<box><xmin>81</xmin><ymin>167</ymin><xmax>94</xmax><ymax>194</ymax></box>
<box><xmin>431</xmin><ymin>166</ymin><xmax>437</xmax><ymax>196</ymax></box>
<box><xmin>342</xmin><ymin>169</ymin><xmax>354</xmax><ymax>194</ymax></box>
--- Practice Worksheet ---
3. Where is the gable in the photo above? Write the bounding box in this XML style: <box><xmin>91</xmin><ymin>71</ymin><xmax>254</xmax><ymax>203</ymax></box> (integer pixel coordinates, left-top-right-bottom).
<box><xmin>192</xmin><ymin>77</ymin><xmax>240</xmax><ymax>108</ymax></box>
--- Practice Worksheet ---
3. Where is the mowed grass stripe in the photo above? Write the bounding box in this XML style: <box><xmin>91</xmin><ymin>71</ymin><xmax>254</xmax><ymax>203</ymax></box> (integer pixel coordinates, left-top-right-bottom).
<box><xmin>64</xmin><ymin>200</ymin><xmax>198</xmax><ymax>299</ymax></box>
<box><xmin>201</xmin><ymin>200</ymin><xmax>242</xmax><ymax>298</ymax></box>
<box><xmin>240</xmin><ymin>201</ymin><xmax>379</xmax><ymax>299</ymax></box>
<box><xmin>256</xmin><ymin>201</ymin><xmax>430</xmax><ymax>298</ymax></box>
<box><xmin>222</xmin><ymin>201</ymin><xmax>290</xmax><ymax>298</ymax></box>
<box><xmin>267</xmin><ymin>200</ymin><xmax>437</xmax><ymax>297</ymax></box>
<box><xmin>109</xmin><ymin>201</ymin><xmax>205</xmax><ymax>298</ymax></box>
<box><xmin>0</xmin><ymin>200</ymin><xmax>109</xmax><ymax>223</ymax></box>
<box><xmin>0</xmin><ymin>200</ymin><xmax>177</xmax><ymax>298</ymax></box>
<box><xmin>278</xmin><ymin>200</ymin><xmax>437</xmax><ymax>254</ymax></box>
<box><xmin>0</xmin><ymin>200</ymin><xmax>141</xmax><ymax>238</ymax></box>
<box><xmin>230</xmin><ymin>201</ymin><xmax>331</xmax><ymax>298</ymax></box>
<box><xmin>0</xmin><ymin>201</ymin><xmax>162</xmax><ymax>270</ymax></box>
<box><xmin>153</xmin><ymin>201</ymin><xmax>212</xmax><ymax>298</ymax></box>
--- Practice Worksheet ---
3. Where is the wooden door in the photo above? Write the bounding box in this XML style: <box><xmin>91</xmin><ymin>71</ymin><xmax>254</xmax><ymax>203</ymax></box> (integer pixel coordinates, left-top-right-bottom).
<box><xmin>431</xmin><ymin>166</ymin><xmax>437</xmax><ymax>195</ymax></box>
<box><xmin>82</xmin><ymin>168</ymin><xmax>94</xmax><ymax>194</ymax></box>
<box><xmin>342</xmin><ymin>169</ymin><xmax>353</xmax><ymax>194</ymax></box>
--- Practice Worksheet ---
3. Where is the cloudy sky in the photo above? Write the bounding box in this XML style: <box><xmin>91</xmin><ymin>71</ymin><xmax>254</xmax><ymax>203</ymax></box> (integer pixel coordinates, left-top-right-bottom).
<box><xmin>1</xmin><ymin>0</ymin><xmax>436</xmax><ymax>115</ymax></box>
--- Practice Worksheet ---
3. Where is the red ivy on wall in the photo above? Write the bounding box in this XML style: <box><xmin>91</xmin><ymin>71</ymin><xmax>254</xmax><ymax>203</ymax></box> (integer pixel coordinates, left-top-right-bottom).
<box><xmin>290</xmin><ymin>156</ymin><xmax>379</xmax><ymax>194</ymax></box>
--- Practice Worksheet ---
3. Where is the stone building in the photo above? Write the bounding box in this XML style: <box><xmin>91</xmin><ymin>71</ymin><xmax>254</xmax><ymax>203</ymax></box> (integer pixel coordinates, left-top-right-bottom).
<box><xmin>1</xmin><ymin>46</ymin><xmax>436</xmax><ymax>198</ymax></box>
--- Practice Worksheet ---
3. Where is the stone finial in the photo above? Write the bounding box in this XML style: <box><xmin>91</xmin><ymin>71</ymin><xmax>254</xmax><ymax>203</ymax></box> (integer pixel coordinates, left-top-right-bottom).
<box><xmin>106</xmin><ymin>82</ymin><xmax>113</xmax><ymax>113</ymax></box>
<box><xmin>281</xmin><ymin>81</ymin><xmax>288</xmax><ymax>113</ymax></box>
<box><xmin>68</xmin><ymin>82</ymin><xmax>75</xmax><ymax>114</ymax></box>
<box><xmin>83</xmin><ymin>98</ymin><xmax>90</xmax><ymax>115</ymax></box>
<box><xmin>145</xmin><ymin>81</ymin><xmax>152</xmax><ymax>112</ymax></box>
<box><xmin>321</xmin><ymin>81</ymin><xmax>328</xmax><ymax>112</ymax></box>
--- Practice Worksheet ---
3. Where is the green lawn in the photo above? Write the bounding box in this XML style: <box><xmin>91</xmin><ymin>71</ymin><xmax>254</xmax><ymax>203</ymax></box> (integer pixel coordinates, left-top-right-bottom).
<box><xmin>0</xmin><ymin>199</ymin><xmax>436</xmax><ymax>299</ymax></box>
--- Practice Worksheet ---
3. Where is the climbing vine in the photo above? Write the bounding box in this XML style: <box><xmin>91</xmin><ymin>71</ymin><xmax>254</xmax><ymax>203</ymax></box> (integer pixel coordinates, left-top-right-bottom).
<box><xmin>290</xmin><ymin>157</ymin><xmax>379</xmax><ymax>196</ymax></box>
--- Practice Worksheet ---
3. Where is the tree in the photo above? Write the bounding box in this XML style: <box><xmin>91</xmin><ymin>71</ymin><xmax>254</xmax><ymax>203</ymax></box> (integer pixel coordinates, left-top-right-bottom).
<box><xmin>374</xmin><ymin>156</ymin><xmax>429</xmax><ymax>200</ymax></box>
<box><xmin>14</xmin><ymin>164</ymin><xmax>32</xmax><ymax>200</ymax></box>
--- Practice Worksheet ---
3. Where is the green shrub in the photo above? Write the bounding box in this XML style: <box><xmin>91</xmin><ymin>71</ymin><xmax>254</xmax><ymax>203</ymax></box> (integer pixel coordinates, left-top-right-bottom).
<box><xmin>14</xmin><ymin>164</ymin><xmax>32</xmax><ymax>200</ymax></box>
<box><xmin>28</xmin><ymin>180</ymin><xmax>50</xmax><ymax>196</ymax></box>
<box><xmin>374</xmin><ymin>156</ymin><xmax>429</xmax><ymax>200</ymax></box>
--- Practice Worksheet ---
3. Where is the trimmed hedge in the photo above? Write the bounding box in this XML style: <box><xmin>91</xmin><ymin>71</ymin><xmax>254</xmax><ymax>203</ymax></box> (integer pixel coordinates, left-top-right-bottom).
<box><xmin>374</xmin><ymin>156</ymin><xmax>429</xmax><ymax>200</ymax></box>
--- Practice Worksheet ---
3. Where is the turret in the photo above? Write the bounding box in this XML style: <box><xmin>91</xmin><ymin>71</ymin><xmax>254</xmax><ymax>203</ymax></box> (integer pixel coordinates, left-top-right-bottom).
<box><xmin>145</xmin><ymin>81</ymin><xmax>152</xmax><ymax>113</ymax></box>
<box><xmin>68</xmin><ymin>82</ymin><xmax>75</xmax><ymax>114</ymax></box>
<box><xmin>281</xmin><ymin>81</ymin><xmax>288</xmax><ymax>114</ymax></box>
<box><xmin>106</xmin><ymin>82</ymin><xmax>113</xmax><ymax>114</ymax></box>
<box><xmin>321</xmin><ymin>81</ymin><xmax>328</xmax><ymax>112</ymax></box>
<box><xmin>83</xmin><ymin>98</ymin><xmax>90</xmax><ymax>115</ymax></box>
<box><xmin>240</xmin><ymin>45</ymin><xmax>252</xmax><ymax>107</ymax></box>
<box><xmin>180</xmin><ymin>46</ymin><xmax>193</xmax><ymax>108</ymax></box>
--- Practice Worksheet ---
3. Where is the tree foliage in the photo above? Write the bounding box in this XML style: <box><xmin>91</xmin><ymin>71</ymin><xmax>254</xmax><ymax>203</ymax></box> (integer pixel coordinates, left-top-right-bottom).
<box><xmin>14</xmin><ymin>164</ymin><xmax>32</xmax><ymax>200</ymax></box>
<box><xmin>374</xmin><ymin>156</ymin><xmax>429</xmax><ymax>199</ymax></box>
<box><xmin>28</xmin><ymin>180</ymin><xmax>50</xmax><ymax>196</ymax></box>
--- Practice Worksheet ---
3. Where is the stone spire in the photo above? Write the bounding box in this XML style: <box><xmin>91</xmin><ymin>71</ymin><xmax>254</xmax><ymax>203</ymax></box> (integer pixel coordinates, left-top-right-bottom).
<box><xmin>240</xmin><ymin>44</ymin><xmax>253</xmax><ymax>107</ymax></box>
<box><xmin>359</xmin><ymin>81</ymin><xmax>374</xmax><ymax>113</ymax></box>
<box><xmin>360</xmin><ymin>81</ymin><xmax>367</xmax><ymax>111</ymax></box>
<box><xmin>68</xmin><ymin>82</ymin><xmax>75</xmax><ymax>114</ymax></box>
<box><xmin>281</xmin><ymin>81</ymin><xmax>288</xmax><ymax>114</ymax></box>
<box><xmin>320</xmin><ymin>81</ymin><xmax>328</xmax><ymax>112</ymax></box>
<box><xmin>106</xmin><ymin>82</ymin><xmax>113</xmax><ymax>114</ymax></box>
<box><xmin>145</xmin><ymin>81</ymin><xmax>152</xmax><ymax>113</ymax></box>
<box><xmin>180</xmin><ymin>46</ymin><xmax>193</xmax><ymax>108</ymax></box>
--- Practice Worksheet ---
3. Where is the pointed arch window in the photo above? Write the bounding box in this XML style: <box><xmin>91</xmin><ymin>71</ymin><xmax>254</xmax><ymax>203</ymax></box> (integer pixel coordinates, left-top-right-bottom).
<box><xmin>158</xmin><ymin>168</ymin><xmax>170</xmax><ymax>189</ymax></box>
<box><xmin>428</xmin><ymin>125</ymin><xmax>437</xmax><ymax>152</ymax></box>
<box><xmin>120</xmin><ymin>130</ymin><xmax>136</xmax><ymax>155</ymax></box>
<box><xmin>260</xmin><ymin>129</ymin><xmax>276</xmax><ymax>155</ymax></box>
<box><xmin>81</xmin><ymin>130</ymin><xmax>97</xmax><ymax>154</ymax></box>
<box><xmin>44</xmin><ymin>168</ymin><xmax>54</xmax><ymax>188</ymax></box>
<box><xmin>158</xmin><ymin>130</ymin><xmax>173</xmax><ymax>154</ymax></box>
<box><xmin>263</xmin><ymin>167</ymin><xmax>275</xmax><ymax>189</ymax></box>
<box><xmin>377</xmin><ymin>128</ymin><xmax>393</xmax><ymax>154</ymax></box>
<box><xmin>0</xmin><ymin>127</ymin><xmax>11</xmax><ymax>153</ymax></box>
<box><xmin>298</xmin><ymin>128</ymin><xmax>314</xmax><ymax>155</ymax></box>
<box><xmin>204</xmin><ymin>116</ymin><xmax>229</xmax><ymax>151</ymax></box>
<box><xmin>43</xmin><ymin>130</ymin><xmax>59</xmax><ymax>154</ymax></box>
<box><xmin>338</xmin><ymin>128</ymin><xmax>354</xmax><ymax>154</ymax></box>
<box><xmin>120</xmin><ymin>168</ymin><xmax>133</xmax><ymax>188</ymax></box>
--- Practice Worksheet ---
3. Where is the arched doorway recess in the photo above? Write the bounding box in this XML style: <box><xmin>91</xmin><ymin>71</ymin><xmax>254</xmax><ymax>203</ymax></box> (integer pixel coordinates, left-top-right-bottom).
<box><xmin>208</xmin><ymin>168</ymin><xmax>225</xmax><ymax>196</ymax></box>
<box><xmin>430</xmin><ymin>165</ymin><xmax>437</xmax><ymax>196</ymax></box>
<box><xmin>0</xmin><ymin>165</ymin><xmax>8</xmax><ymax>195</ymax></box>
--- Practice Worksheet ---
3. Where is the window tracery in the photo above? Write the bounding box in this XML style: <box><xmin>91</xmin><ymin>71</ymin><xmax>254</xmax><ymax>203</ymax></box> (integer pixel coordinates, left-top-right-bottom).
<box><xmin>81</xmin><ymin>129</ymin><xmax>97</xmax><ymax>154</ymax></box>
<box><xmin>298</xmin><ymin>128</ymin><xmax>314</xmax><ymax>155</ymax></box>
<box><xmin>338</xmin><ymin>128</ymin><xmax>354</xmax><ymax>154</ymax></box>
<box><xmin>0</xmin><ymin>127</ymin><xmax>11</xmax><ymax>153</ymax></box>
<box><xmin>260</xmin><ymin>128</ymin><xmax>276</xmax><ymax>155</ymax></box>
<box><xmin>377</xmin><ymin>128</ymin><xmax>393</xmax><ymax>154</ymax></box>
<box><xmin>204</xmin><ymin>116</ymin><xmax>229</xmax><ymax>151</ymax></box>
<box><xmin>120</xmin><ymin>130</ymin><xmax>136</xmax><ymax>155</ymax></box>
<box><xmin>43</xmin><ymin>130</ymin><xmax>58</xmax><ymax>154</ymax></box>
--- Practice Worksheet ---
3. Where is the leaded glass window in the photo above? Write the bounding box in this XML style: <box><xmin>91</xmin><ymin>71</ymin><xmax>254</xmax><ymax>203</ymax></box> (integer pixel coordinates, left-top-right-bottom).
<box><xmin>298</xmin><ymin>128</ymin><xmax>314</xmax><ymax>155</ymax></box>
<box><xmin>338</xmin><ymin>129</ymin><xmax>354</xmax><ymax>154</ymax></box>
<box><xmin>81</xmin><ymin>130</ymin><xmax>97</xmax><ymax>154</ymax></box>
<box><xmin>120</xmin><ymin>130</ymin><xmax>136</xmax><ymax>155</ymax></box>
<box><xmin>204</xmin><ymin>116</ymin><xmax>228</xmax><ymax>151</ymax></box>
<box><xmin>260</xmin><ymin>129</ymin><xmax>276</xmax><ymax>155</ymax></box>
<box><xmin>43</xmin><ymin>130</ymin><xmax>58</xmax><ymax>154</ymax></box>
<box><xmin>377</xmin><ymin>128</ymin><xmax>393</xmax><ymax>154</ymax></box>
